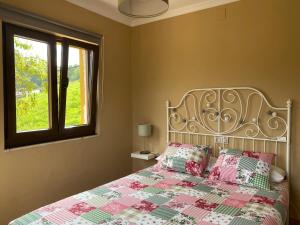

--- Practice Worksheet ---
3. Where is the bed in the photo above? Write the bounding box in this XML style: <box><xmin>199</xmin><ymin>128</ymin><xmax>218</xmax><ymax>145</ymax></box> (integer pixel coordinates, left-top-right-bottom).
<box><xmin>10</xmin><ymin>87</ymin><xmax>292</xmax><ymax>225</ymax></box>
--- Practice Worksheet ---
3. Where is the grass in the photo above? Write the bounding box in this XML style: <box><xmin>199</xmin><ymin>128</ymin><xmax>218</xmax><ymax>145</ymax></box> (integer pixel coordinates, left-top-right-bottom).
<box><xmin>16</xmin><ymin>80</ymin><xmax>83</xmax><ymax>132</ymax></box>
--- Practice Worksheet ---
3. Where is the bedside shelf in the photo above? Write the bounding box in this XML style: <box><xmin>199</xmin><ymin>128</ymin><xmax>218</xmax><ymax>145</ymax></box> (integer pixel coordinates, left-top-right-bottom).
<box><xmin>131</xmin><ymin>151</ymin><xmax>156</xmax><ymax>160</ymax></box>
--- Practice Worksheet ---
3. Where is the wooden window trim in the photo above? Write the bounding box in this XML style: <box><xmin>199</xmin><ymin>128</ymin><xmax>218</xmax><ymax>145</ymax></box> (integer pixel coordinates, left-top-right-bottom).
<box><xmin>3</xmin><ymin>23</ymin><xmax>99</xmax><ymax>148</ymax></box>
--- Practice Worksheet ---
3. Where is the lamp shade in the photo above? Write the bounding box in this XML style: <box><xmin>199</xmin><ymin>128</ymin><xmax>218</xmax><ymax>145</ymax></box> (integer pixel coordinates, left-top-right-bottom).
<box><xmin>137</xmin><ymin>124</ymin><xmax>152</xmax><ymax>137</ymax></box>
<box><xmin>118</xmin><ymin>0</ymin><xmax>169</xmax><ymax>18</ymax></box>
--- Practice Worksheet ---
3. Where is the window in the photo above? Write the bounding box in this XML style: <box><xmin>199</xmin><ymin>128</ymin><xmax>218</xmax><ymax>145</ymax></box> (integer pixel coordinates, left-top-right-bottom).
<box><xmin>3</xmin><ymin>23</ymin><xmax>99</xmax><ymax>148</ymax></box>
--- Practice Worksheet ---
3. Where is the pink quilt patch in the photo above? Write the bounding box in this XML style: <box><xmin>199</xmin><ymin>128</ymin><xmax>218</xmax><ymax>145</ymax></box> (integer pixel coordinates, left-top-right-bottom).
<box><xmin>223</xmin><ymin>198</ymin><xmax>247</xmax><ymax>208</ymax></box>
<box><xmin>176</xmin><ymin>180</ymin><xmax>198</xmax><ymax>188</ymax></box>
<box><xmin>194</xmin><ymin>199</ymin><xmax>218</xmax><ymax>211</ymax></box>
<box><xmin>230</xmin><ymin>193</ymin><xmax>253</xmax><ymax>202</ymax></box>
<box><xmin>129</xmin><ymin>181</ymin><xmax>148</xmax><ymax>190</ymax></box>
<box><xmin>183</xmin><ymin>206</ymin><xmax>209</xmax><ymax>220</ymax></box>
<box><xmin>219</xmin><ymin>167</ymin><xmax>237</xmax><ymax>183</ymax></box>
<box><xmin>44</xmin><ymin>209</ymin><xmax>77</xmax><ymax>225</ymax></box>
<box><xmin>218</xmin><ymin>183</ymin><xmax>239</xmax><ymax>192</ymax></box>
<box><xmin>173</xmin><ymin>194</ymin><xmax>198</xmax><ymax>204</ymax></box>
<box><xmin>117</xmin><ymin>187</ymin><xmax>136</xmax><ymax>195</ymax></box>
<box><xmin>117</xmin><ymin>196</ymin><xmax>141</xmax><ymax>206</ymax></box>
<box><xmin>250</xmin><ymin>195</ymin><xmax>276</xmax><ymax>206</ymax></box>
<box><xmin>68</xmin><ymin>202</ymin><xmax>96</xmax><ymax>215</ymax></box>
<box><xmin>132</xmin><ymin>200</ymin><xmax>158</xmax><ymax>212</ymax></box>
<box><xmin>101</xmin><ymin>202</ymin><xmax>127</xmax><ymax>215</ymax></box>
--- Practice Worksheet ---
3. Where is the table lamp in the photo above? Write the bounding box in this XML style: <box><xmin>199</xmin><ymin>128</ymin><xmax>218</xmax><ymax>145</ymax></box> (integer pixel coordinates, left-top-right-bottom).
<box><xmin>137</xmin><ymin>124</ymin><xmax>152</xmax><ymax>154</ymax></box>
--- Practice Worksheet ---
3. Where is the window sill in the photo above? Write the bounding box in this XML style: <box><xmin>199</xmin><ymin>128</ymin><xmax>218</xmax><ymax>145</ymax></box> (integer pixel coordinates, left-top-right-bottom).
<box><xmin>4</xmin><ymin>134</ymin><xmax>99</xmax><ymax>152</ymax></box>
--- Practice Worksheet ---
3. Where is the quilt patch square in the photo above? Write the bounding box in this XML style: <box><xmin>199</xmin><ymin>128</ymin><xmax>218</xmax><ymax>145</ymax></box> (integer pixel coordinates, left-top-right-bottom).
<box><xmin>202</xmin><ymin>193</ymin><xmax>225</xmax><ymax>204</ymax></box>
<box><xmin>136</xmin><ymin>214</ymin><xmax>166</xmax><ymax>225</ymax></box>
<box><xmin>229</xmin><ymin>217</ymin><xmax>260</xmax><ymax>225</ymax></box>
<box><xmin>81</xmin><ymin>209</ymin><xmax>111</xmax><ymax>223</ymax></box>
<box><xmin>63</xmin><ymin>217</ymin><xmax>94</xmax><ymax>225</ymax></box>
<box><xmin>116</xmin><ymin>187</ymin><xmax>136</xmax><ymax>195</ymax></box>
<box><xmin>168</xmin><ymin>213</ymin><xmax>197</xmax><ymax>225</ymax></box>
<box><xmin>194</xmin><ymin>199</ymin><xmax>219</xmax><ymax>211</ymax></box>
<box><xmin>138</xmin><ymin>171</ymin><xmax>154</xmax><ymax>177</ymax></box>
<box><xmin>10</xmin><ymin>212</ymin><xmax>41</xmax><ymax>225</ymax></box>
<box><xmin>214</xmin><ymin>204</ymin><xmax>240</xmax><ymax>216</ymax></box>
<box><xmin>151</xmin><ymin>206</ymin><xmax>179</xmax><ymax>220</ymax></box>
<box><xmin>203</xmin><ymin>211</ymin><xmax>234</xmax><ymax>225</ymax></box>
<box><xmin>238</xmin><ymin>157</ymin><xmax>258</xmax><ymax>171</ymax></box>
<box><xmin>193</xmin><ymin>184</ymin><xmax>214</xmax><ymax>193</ymax></box>
<box><xmin>219</xmin><ymin>167</ymin><xmax>237</xmax><ymax>183</ymax></box>
<box><xmin>68</xmin><ymin>202</ymin><xmax>96</xmax><ymax>216</ymax></box>
<box><xmin>90</xmin><ymin>187</ymin><xmax>111</xmax><ymax>196</ymax></box>
<box><xmin>250</xmin><ymin>174</ymin><xmax>270</xmax><ymax>190</ymax></box>
<box><xmin>143</xmin><ymin>187</ymin><xmax>164</xmax><ymax>194</ymax></box>
<box><xmin>129</xmin><ymin>190</ymin><xmax>154</xmax><ymax>200</ymax></box>
<box><xmin>132</xmin><ymin>200</ymin><xmax>158</xmax><ymax>212</ymax></box>
<box><xmin>256</xmin><ymin>189</ymin><xmax>279</xmax><ymax>200</ymax></box>
<box><xmin>117</xmin><ymin>196</ymin><xmax>141</xmax><ymax>206</ymax></box>
<box><xmin>86</xmin><ymin>196</ymin><xmax>111</xmax><ymax>207</ymax></box>
<box><xmin>147</xmin><ymin>195</ymin><xmax>170</xmax><ymax>205</ymax></box>
<box><xmin>182</xmin><ymin>206</ymin><xmax>210</xmax><ymax>220</ymax></box>
<box><xmin>44</xmin><ymin>210</ymin><xmax>77</xmax><ymax>225</ymax></box>
<box><xmin>223</xmin><ymin>198</ymin><xmax>247</xmax><ymax>208</ymax></box>
<box><xmin>173</xmin><ymin>194</ymin><xmax>198</xmax><ymax>204</ymax></box>
<box><xmin>229</xmin><ymin>193</ymin><xmax>253</xmax><ymax>202</ymax></box>
<box><xmin>184</xmin><ymin>176</ymin><xmax>204</xmax><ymax>184</ymax></box>
<box><xmin>118</xmin><ymin>208</ymin><xmax>141</xmax><ymax>223</ymax></box>
<box><xmin>140</xmin><ymin>177</ymin><xmax>158</xmax><ymax>186</ymax></box>
<box><xmin>101</xmin><ymin>202</ymin><xmax>128</xmax><ymax>215</ymax></box>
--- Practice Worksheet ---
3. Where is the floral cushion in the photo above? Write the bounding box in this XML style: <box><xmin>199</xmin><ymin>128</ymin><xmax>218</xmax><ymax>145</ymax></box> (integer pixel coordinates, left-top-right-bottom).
<box><xmin>158</xmin><ymin>143</ymin><xmax>211</xmax><ymax>176</ymax></box>
<box><xmin>209</xmin><ymin>149</ymin><xmax>274</xmax><ymax>190</ymax></box>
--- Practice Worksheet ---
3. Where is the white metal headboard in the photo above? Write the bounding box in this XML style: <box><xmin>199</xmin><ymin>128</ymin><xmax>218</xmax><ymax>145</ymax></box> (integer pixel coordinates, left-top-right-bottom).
<box><xmin>166</xmin><ymin>87</ymin><xmax>292</xmax><ymax>177</ymax></box>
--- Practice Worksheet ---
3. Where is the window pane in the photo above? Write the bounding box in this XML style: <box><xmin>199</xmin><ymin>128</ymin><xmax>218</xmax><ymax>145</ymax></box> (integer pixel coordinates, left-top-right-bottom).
<box><xmin>14</xmin><ymin>36</ymin><xmax>50</xmax><ymax>132</ymax></box>
<box><xmin>65</xmin><ymin>46</ymin><xmax>90</xmax><ymax>128</ymax></box>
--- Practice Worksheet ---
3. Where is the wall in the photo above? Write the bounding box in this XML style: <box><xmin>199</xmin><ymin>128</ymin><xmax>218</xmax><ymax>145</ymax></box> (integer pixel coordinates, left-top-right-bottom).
<box><xmin>0</xmin><ymin>0</ymin><xmax>132</xmax><ymax>224</ymax></box>
<box><xmin>131</xmin><ymin>0</ymin><xmax>300</xmax><ymax>219</ymax></box>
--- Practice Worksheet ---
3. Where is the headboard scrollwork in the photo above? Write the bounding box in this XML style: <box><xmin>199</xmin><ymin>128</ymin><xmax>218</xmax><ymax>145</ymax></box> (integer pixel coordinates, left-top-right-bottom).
<box><xmin>166</xmin><ymin>87</ymin><xmax>292</xmax><ymax>177</ymax></box>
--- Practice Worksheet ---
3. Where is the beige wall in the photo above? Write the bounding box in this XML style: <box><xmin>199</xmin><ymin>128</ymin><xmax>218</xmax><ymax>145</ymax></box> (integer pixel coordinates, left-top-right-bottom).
<box><xmin>0</xmin><ymin>0</ymin><xmax>132</xmax><ymax>224</ymax></box>
<box><xmin>132</xmin><ymin>0</ymin><xmax>300</xmax><ymax>219</ymax></box>
<box><xmin>1</xmin><ymin>0</ymin><xmax>300</xmax><ymax>223</ymax></box>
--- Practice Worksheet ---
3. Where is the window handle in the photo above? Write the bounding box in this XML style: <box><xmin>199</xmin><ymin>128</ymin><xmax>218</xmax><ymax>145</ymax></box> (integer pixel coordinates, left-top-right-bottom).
<box><xmin>62</xmin><ymin>77</ymin><xmax>69</xmax><ymax>89</ymax></box>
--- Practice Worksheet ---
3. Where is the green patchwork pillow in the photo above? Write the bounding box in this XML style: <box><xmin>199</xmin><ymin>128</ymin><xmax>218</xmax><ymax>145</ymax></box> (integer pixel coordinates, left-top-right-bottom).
<box><xmin>159</xmin><ymin>142</ymin><xmax>211</xmax><ymax>176</ymax></box>
<box><xmin>209</xmin><ymin>149</ymin><xmax>274</xmax><ymax>190</ymax></box>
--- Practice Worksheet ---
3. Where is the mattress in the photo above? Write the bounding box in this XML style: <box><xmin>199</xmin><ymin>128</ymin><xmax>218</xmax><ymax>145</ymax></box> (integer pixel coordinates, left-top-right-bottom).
<box><xmin>10</xmin><ymin>166</ymin><xmax>288</xmax><ymax>225</ymax></box>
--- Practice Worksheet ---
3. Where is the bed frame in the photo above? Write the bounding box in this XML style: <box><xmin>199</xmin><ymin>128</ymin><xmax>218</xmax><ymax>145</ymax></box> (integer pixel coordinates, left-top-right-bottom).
<box><xmin>166</xmin><ymin>87</ymin><xmax>291</xmax><ymax>175</ymax></box>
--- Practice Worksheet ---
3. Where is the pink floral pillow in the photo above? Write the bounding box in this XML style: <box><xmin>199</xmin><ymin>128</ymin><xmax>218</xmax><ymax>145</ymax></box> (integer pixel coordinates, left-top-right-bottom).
<box><xmin>157</xmin><ymin>142</ymin><xmax>211</xmax><ymax>176</ymax></box>
<box><xmin>209</xmin><ymin>149</ymin><xmax>274</xmax><ymax>190</ymax></box>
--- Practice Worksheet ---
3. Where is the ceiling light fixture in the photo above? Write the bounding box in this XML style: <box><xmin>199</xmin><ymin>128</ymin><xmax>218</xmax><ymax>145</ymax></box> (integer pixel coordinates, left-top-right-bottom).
<box><xmin>118</xmin><ymin>0</ymin><xmax>169</xmax><ymax>18</ymax></box>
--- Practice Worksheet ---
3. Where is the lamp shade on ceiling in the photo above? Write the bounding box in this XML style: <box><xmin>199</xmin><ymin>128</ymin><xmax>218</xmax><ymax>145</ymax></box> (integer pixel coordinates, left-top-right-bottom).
<box><xmin>118</xmin><ymin>0</ymin><xmax>169</xmax><ymax>18</ymax></box>
<box><xmin>137</xmin><ymin>124</ymin><xmax>152</xmax><ymax>137</ymax></box>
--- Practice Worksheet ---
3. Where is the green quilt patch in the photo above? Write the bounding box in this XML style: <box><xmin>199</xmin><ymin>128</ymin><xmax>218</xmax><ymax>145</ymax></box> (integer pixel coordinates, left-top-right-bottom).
<box><xmin>81</xmin><ymin>209</ymin><xmax>111</xmax><ymax>223</ymax></box>
<box><xmin>250</xmin><ymin>173</ymin><xmax>270</xmax><ymax>190</ymax></box>
<box><xmin>10</xmin><ymin>212</ymin><xmax>41</xmax><ymax>225</ymax></box>
<box><xmin>150</xmin><ymin>206</ymin><xmax>179</xmax><ymax>220</ymax></box>
<box><xmin>214</xmin><ymin>204</ymin><xmax>241</xmax><ymax>216</ymax></box>
<box><xmin>238</xmin><ymin>156</ymin><xmax>258</xmax><ymax>171</ymax></box>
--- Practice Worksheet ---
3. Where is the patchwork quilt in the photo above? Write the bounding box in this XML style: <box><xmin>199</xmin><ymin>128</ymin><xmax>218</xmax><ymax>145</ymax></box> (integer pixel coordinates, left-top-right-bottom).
<box><xmin>10</xmin><ymin>166</ymin><xmax>288</xmax><ymax>225</ymax></box>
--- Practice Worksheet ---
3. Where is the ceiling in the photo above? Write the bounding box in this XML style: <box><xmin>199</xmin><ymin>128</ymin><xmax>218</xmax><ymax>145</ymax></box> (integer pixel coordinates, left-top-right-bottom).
<box><xmin>66</xmin><ymin>0</ymin><xmax>239</xmax><ymax>27</ymax></box>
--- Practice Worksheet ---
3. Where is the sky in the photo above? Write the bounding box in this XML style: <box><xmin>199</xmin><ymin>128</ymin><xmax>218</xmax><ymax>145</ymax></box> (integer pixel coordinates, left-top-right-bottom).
<box><xmin>15</xmin><ymin>36</ymin><xmax>80</xmax><ymax>66</ymax></box>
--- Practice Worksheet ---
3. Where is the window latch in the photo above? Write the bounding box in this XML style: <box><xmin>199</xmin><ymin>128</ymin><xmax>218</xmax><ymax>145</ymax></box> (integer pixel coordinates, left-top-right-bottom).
<box><xmin>62</xmin><ymin>77</ymin><xmax>69</xmax><ymax>89</ymax></box>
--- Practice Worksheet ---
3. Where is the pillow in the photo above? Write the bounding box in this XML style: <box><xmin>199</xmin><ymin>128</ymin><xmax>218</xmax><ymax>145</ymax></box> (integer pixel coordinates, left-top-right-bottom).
<box><xmin>209</xmin><ymin>149</ymin><xmax>274</xmax><ymax>190</ymax></box>
<box><xmin>271</xmin><ymin>165</ymin><xmax>286</xmax><ymax>183</ymax></box>
<box><xmin>158</xmin><ymin>142</ymin><xmax>211</xmax><ymax>176</ymax></box>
